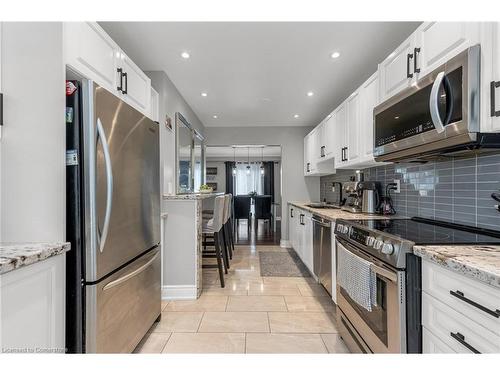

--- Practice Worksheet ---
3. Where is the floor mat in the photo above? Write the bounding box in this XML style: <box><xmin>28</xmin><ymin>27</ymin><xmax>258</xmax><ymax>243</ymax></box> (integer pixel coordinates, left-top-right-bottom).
<box><xmin>258</xmin><ymin>249</ymin><xmax>311</xmax><ymax>277</ymax></box>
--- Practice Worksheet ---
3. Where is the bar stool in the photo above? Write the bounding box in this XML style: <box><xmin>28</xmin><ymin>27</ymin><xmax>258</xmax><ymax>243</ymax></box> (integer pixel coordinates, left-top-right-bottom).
<box><xmin>202</xmin><ymin>195</ymin><xmax>226</xmax><ymax>288</ymax></box>
<box><xmin>224</xmin><ymin>193</ymin><xmax>235</xmax><ymax>257</ymax></box>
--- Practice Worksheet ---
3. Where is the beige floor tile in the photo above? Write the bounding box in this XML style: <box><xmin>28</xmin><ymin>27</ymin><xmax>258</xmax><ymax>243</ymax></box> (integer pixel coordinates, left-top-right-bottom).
<box><xmin>297</xmin><ymin>283</ymin><xmax>330</xmax><ymax>296</ymax></box>
<box><xmin>246</xmin><ymin>333</ymin><xmax>328</xmax><ymax>353</ymax></box>
<box><xmin>154</xmin><ymin>312</ymin><xmax>203</xmax><ymax>332</ymax></box>
<box><xmin>268</xmin><ymin>312</ymin><xmax>338</xmax><ymax>333</ymax></box>
<box><xmin>199</xmin><ymin>312</ymin><xmax>270</xmax><ymax>332</ymax></box>
<box><xmin>263</xmin><ymin>276</ymin><xmax>316</xmax><ymax>285</ymax></box>
<box><xmin>202</xmin><ymin>287</ymin><xmax>248</xmax><ymax>296</ymax></box>
<box><xmin>226</xmin><ymin>296</ymin><xmax>287</xmax><ymax>312</ymax></box>
<box><xmin>161</xmin><ymin>300</ymin><xmax>169</xmax><ymax>311</ymax></box>
<box><xmin>321</xmin><ymin>334</ymin><xmax>350</xmax><ymax>353</ymax></box>
<box><xmin>247</xmin><ymin>282</ymin><xmax>301</xmax><ymax>296</ymax></box>
<box><xmin>284</xmin><ymin>296</ymin><xmax>336</xmax><ymax>312</ymax></box>
<box><xmin>133</xmin><ymin>332</ymin><xmax>171</xmax><ymax>353</ymax></box>
<box><xmin>165</xmin><ymin>296</ymin><xmax>228</xmax><ymax>312</ymax></box>
<box><xmin>162</xmin><ymin>333</ymin><xmax>245</xmax><ymax>353</ymax></box>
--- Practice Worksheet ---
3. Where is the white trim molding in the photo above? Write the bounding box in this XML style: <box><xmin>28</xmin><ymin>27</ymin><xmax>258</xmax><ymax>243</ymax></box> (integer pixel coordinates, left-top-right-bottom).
<box><xmin>161</xmin><ymin>285</ymin><xmax>197</xmax><ymax>300</ymax></box>
<box><xmin>280</xmin><ymin>239</ymin><xmax>291</xmax><ymax>248</ymax></box>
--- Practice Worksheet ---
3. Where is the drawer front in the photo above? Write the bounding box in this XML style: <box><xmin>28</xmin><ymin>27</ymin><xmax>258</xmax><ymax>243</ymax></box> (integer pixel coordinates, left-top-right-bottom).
<box><xmin>423</xmin><ymin>293</ymin><xmax>500</xmax><ymax>353</ymax></box>
<box><xmin>423</xmin><ymin>328</ymin><xmax>456</xmax><ymax>353</ymax></box>
<box><xmin>422</xmin><ymin>260</ymin><xmax>500</xmax><ymax>333</ymax></box>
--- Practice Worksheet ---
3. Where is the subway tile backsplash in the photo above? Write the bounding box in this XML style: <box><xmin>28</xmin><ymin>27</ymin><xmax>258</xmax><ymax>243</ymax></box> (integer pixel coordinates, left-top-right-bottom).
<box><xmin>320</xmin><ymin>154</ymin><xmax>500</xmax><ymax>230</ymax></box>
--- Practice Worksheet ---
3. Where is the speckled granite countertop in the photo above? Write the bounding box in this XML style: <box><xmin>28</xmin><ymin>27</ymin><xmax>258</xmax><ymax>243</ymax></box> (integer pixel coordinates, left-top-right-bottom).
<box><xmin>163</xmin><ymin>192</ymin><xmax>225</xmax><ymax>200</ymax></box>
<box><xmin>414</xmin><ymin>245</ymin><xmax>500</xmax><ymax>289</ymax></box>
<box><xmin>0</xmin><ymin>242</ymin><xmax>71</xmax><ymax>275</ymax></box>
<box><xmin>289</xmin><ymin>202</ymin><xmax>405</xmax><ymax>221</ymax></box>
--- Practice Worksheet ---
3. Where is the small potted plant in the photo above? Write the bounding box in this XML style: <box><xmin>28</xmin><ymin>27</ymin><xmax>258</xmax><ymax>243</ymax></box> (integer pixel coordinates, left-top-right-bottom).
<box><xmin>249</xmin><ymin>191</ymin><xmax>257</xmax><ymax>198</ymax></box>
<box><xmin>199</xmin><ymin>184</ymin><xmax>213</xmax><ymax>194</ymax></box>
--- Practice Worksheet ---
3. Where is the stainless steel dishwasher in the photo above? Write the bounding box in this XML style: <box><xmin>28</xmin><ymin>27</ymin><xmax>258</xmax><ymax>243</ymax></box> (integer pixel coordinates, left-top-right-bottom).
<box><xmin>312</xmin><ymin>215</ymin><xmax>332</xmax><ymax>296</ymax></box>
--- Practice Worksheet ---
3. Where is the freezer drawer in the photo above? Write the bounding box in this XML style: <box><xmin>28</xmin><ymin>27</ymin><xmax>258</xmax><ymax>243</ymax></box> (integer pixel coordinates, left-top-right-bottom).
<box><xmin>85</xmin><ymin>247</ymin><xmax>161</xmax><ymax>353</ymax></box>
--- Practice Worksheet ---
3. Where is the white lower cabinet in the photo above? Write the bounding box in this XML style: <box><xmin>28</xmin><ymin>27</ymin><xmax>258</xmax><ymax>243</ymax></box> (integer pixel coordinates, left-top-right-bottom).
<box><xmin>0</xmin><ymin>255</ymin><xmax>66</xmax><ymax>353</ymax></box>
<box><xmin>423</xmin><ymin>328</ymin><xmax>456</xmax><ymax>353</ymax></box>
<box><xmin>422</xmin><ymin>260</ymin><xmax>500</xmax><ymax>353</ymax></box>
<box><xmin>331</xmin><ymin>230</ymin><xmax>337</xmax><ymax>304</ymax></box>
<box><xmin>287</xmin><ymin>205</ymin><xmax>314</xmax><ymax>277</ymax></box>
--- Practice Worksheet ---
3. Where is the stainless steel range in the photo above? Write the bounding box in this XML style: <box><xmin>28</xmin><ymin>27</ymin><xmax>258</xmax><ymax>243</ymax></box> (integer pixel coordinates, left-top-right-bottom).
<box><xmin>334</xmin><ymin>216</ymin><xmax>500</xmax><ymax>353</ymax></box>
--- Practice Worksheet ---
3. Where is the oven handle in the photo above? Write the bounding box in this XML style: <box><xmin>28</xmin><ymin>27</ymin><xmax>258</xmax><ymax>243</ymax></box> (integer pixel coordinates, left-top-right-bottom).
<box><xmin>336</xmin><ymin>238</ymin><xmax>398</xmax><ymax>283</ymax></box>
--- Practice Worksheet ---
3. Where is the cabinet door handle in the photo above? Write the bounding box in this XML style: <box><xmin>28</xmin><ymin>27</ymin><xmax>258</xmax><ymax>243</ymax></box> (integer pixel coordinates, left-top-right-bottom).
<box><xmin>450</xmin><ymin>290</ymin><xmax>500</xmax><ymax>318</ymax></box>
<box><xmin>414</xmin><ymin>47</ymin><xmax>421</xmax><ymax>74</ymax></box>
<box><xmin>0</xmin><ymin>93</ymin><xmax>3</xmax><ymax>126</ymax></box>
<box><xmin>320</xmin><ymin>146</ymin><xmax>325</xmax><ymax>157</ymax></box>
<box><xmin>490</xmin><ymin>81</ymin><xmax>500</xmax><ymax>117</ymax></box>
<box><xmin>407</xmin><ymin>53</ymin><xmax>414</xmax><ymax>79</ymax></box>
<box><xmin>340</xmin><ymin>147</ymin><xmax>345</xmax><ymax>161</ymax></box>
<box><xmin>122</xmin><ymin>72</ymin><xmax>128</xmax><ymax>95</ymax></box>
<box><xmin>117</xmin><ymin>68</ymin><xmax>123</xmax><ymax>92</ymax></box>
<box><xmin>345</xmin><ymin>146</ymin><xmax>348</xmax><ymax>161</ymax></box>
<box><xmin>290</xmin><ymin>208</ymin><xmax>294</xmax><ymax>218</ymax></box>
<box><xmin>450</xmin><ymin>332</ymin><xmax>481</xmax><ymax>354</ymax></box>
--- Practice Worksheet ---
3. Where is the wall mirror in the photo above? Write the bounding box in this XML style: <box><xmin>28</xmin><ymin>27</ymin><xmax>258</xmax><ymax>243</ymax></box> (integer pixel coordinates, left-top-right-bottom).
<box><xmin>175</xmin><ymin>112</ymin><xmax>205</xmax><ymax>193</ymax></box>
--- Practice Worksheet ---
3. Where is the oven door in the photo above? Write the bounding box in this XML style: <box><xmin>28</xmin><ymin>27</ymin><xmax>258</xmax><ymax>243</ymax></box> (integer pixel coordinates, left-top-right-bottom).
<box><xmin>373</xmin><ymin>45</ymin><xmax>480</xmax><ymax>162</ymax></box>
<box><xmin>336</xmin><ymin>238</ymin><xmax>406</xmax><ymax>353</ymax></box>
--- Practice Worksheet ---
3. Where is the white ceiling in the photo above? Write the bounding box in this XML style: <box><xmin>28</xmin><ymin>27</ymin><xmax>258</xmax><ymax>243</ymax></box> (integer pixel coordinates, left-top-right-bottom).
<box><xmin>100</xmin><ymin>22</ymin><xmax>420</xmax><ymax>128</ymax></box>
<box><xmin>206</xmin><ymin>145</ymin><xmax>281</xmax><ymax>159</ymax></box>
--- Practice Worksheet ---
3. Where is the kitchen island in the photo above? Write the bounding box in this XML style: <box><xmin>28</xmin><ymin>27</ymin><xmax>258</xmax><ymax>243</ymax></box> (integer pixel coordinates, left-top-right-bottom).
<box><xmin>161</xmin><ymin>192</ymin><xmax>224</xmax><ymax>300</ymax></box>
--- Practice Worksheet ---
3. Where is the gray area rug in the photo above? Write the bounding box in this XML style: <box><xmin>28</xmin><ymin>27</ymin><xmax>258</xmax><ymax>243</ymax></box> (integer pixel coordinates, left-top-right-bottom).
<box><xmin>259</xmin><ymin>249</ymin><xmax>311</xmax><ymax>277</ymax></box>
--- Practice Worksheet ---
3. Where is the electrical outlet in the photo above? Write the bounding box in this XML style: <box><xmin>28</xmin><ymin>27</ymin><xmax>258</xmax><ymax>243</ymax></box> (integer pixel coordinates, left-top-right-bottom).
<box><xmin>393</xmin><ymin>179</ymin><xmax>401</xmax><ymax>194</ymax></box>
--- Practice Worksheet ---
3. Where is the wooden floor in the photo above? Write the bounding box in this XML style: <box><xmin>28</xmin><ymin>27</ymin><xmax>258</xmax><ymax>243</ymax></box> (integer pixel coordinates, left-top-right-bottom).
<box><xmin>234</xmin><ymin>218</ymin><xmax>281</xmax><ymax>246</ymax></box>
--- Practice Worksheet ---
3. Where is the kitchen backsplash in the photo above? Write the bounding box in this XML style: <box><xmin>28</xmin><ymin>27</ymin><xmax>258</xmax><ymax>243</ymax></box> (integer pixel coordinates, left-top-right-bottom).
<box><xmin>320</xmin><ymin>153</ymin><xmax>500</xmax><ymax>231</ymax></box>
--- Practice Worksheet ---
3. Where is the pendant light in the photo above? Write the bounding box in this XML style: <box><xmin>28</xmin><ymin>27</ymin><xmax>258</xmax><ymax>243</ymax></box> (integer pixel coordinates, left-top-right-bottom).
<box><xmin>246</xmin><ymin>147</ymin><xmax>251</xmax><ymax>175</ymax></box>
<box><xmin>260</xmin><ymin>146</ymin><xmax>265</xmax><ymax>175</ymax></box>
<box><xmin>232</xmin><ymin>147</ymin><xmax>237</xmax><ymax>176</ymax></box>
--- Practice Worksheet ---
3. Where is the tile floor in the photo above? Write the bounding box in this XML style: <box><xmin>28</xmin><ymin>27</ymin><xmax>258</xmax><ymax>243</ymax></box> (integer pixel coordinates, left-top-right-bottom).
<box><xmin>134</xmin><ymin>244</ymin><xmax>349</xmax><ymax>354</ymax></box>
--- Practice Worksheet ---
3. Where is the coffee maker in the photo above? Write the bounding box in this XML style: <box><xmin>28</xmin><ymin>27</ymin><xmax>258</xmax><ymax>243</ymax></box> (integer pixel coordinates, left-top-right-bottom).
<box><xmin>341</xmin><ymin>171</ymin><xmax>365</xmax><ymax>213</ymax></box>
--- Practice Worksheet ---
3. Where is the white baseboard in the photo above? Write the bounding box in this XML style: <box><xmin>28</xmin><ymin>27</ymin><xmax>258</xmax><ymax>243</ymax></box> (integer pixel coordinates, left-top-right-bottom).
<box><xmin>280</xmin><ymin>239</ymin><xmax>291</xmax><ymax>248</ymax></box>
<box><xmin>161</xmin><ymin>285</ymin><xmax>197</xmax><ymax>300</ymax></box>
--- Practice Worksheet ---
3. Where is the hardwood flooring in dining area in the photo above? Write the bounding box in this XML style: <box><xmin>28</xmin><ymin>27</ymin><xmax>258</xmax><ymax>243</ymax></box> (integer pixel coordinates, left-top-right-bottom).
<box><xmin>134</xmin><ymin>244</ymin><xmax>349</xmax><ymax>354</ymax></box>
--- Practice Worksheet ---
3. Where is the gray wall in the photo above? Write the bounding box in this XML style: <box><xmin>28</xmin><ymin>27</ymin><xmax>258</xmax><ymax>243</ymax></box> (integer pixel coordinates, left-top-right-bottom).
<box><xmin>204</xmin><ymin>126</ymin><xmax>320</xmax><ymax>241</ymax></box>
<box><xmin>146</xmin><ymin>71</ymin><xmax>205</xmax><ymax>196</ymax></box>
<box><xmin>1</xmin><ymin>23</ymin><xmax>65</xmax><ymax>242</ymax></box>
<box><xmin>320</xmin><ymin>154</ymin><xmax>500</xmax><ymax>231</ymax></box>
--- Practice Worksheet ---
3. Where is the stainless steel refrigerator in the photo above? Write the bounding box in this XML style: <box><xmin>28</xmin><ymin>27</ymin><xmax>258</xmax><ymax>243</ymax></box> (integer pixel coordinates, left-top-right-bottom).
<box><xmin>66</xmin><ymin>81</ymin><xmax>161</xmax><ymax>353</ymax></box>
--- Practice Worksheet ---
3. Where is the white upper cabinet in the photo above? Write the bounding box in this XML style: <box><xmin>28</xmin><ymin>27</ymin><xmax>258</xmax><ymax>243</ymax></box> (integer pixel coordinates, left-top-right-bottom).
<box><xmin>323</xmin><ymin>113</ymin><xmax>336</xmax><ymax>159</ymax></box>
<box><xmin>64</xmin><ymin>22</ymin><xmax>119</xmax><ymax>94</ymax></box>
<box><xmin>378</xmin><ymin>33</ymin><xmax>416</xmax><ymax>102</ymax></box>
<box><xmin>358</xmin><ymin>72</ymin><xmax>381</xmax><ymax>167</ymax></box>
<box><xmin>415</xmin><ymin>22</ymin><xmax>480</xmax><ymax>78</ymax></box>
<box><xmin>117</xmin><ymin>51</ymin><xmax>151</xmax><ymax>114</ymax></box>
<box><xmin>304</xmin><ymin>125</ymin><xmax>336</xmax><ymax>176</ymax></box>
<box><xmin>64</xmin><ymin>22</ymin><xmax>152</xmax><ymax>118</ymax></box>
<box><xmin>345</xmin><ymin>91</ymin><xmax>360</xmax><ymax>165</ymax></box>
<box><xmin>480</xmin><ymin>23</ymin><xmax>500</xmax><ymax>132</ymax></box>
<box><xmin>333</xmin><ymin>103</ymin><xmax>347</xmax><ymax>168</ymax></box>
<box><xmin>150</xmin><ymin>87</ymin><xmax>160</xmax><ymax>123</ymax></box>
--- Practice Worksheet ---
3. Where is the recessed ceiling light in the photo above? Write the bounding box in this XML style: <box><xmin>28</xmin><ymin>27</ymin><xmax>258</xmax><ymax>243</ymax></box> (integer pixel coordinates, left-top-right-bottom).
<box><xmin>331</xmin><ymin>51</ymin><xmax>340</xmax><ymax>59</ymax></box>
<box><xmin>307</xmin><ymin>92</ymin><xmax>314</xmax><ymax>97</ymax></box>
<box><xmin>294</xmin><ymin>114</ymin><xmax>300</xmax><ymax>118</ymax></box>
<box><xmin>181</xmin><ymin>51</ymin><xmax>190</xmax><ymax>59</ymax></box>
<box><xmin>201</xmin><ymin>92</ymin><xmax>208</xmax><ymax>97</ymax></box>
<box><xmin>213</xmin><ymin>115</ymin><xmax>218</xmax><ymax>119</ymax></box>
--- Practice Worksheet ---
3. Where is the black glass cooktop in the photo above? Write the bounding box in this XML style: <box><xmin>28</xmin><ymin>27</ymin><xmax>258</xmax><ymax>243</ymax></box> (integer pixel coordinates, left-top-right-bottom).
<box><xmin>348</xmin><ymin>217</ymin><xmax>500</xmax><ymax>245</ymax></box>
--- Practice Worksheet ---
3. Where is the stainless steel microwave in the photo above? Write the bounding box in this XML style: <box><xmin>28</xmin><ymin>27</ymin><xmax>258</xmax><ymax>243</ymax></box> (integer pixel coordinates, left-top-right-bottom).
<box><xmin>373</xmin><ymin>45</ymin><xmax>500</xmax><ymax>162</ymax></box>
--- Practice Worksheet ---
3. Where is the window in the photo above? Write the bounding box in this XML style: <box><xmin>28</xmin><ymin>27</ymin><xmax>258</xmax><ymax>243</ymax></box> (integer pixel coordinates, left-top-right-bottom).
<box><xmin>234</xmin><ymin>163</ymin><xmax>263</xmax><ymax>195</ymax></box>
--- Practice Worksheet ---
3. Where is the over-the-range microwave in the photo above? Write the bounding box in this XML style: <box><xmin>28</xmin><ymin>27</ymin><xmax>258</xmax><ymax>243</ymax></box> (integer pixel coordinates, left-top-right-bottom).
<box><xmin>373</xmin><ymin>45</ymin><xmax>500</xmax><ymax>162</ymax></box>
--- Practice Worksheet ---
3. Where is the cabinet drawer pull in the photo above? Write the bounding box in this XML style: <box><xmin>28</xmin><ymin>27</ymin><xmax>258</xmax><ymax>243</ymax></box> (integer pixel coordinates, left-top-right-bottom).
<box><xmin>450</xmin><ymin>332</ymin><xmax>480</xmax><ymax>354</ymax></box>
<box><xmin>320</xmin><ymin>146</ymin><xmax>325</xmax><ymax>158</ymax></box>
<box><xmin>414</xmin><ymin>47</ymin><xmax>421</xmax><ymax>74</ymax></box>
<box><xmin>450</xmin><ymin>290</ymin><xmax>500</xmax><ymax>318</ymax></box>
<box><xmin>122</xmin><ymin>72</ymin><xmax>128</xmax><ymax>95</ymax></box>
<box><xmin>117</xmin><ymin>68</ymin><xmax>123</xmax><ymax>92</ymax></box>
<box><xmin>407</xmin><ymin>53</ymin><xmax>414</xmax><ymax>79</ymax></box>
<box><xmin>490</xmin><ymin>81</ymin><xmax>500</xmax><ymax>117</ymax></box>
<box><xmin>290</xmin><ymin>208</ymin><xmax>294</xmax><ymax>218</ymax></box>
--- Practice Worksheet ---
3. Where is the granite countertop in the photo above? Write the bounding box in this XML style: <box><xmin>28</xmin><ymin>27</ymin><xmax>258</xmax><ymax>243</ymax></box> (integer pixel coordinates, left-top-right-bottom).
<box><xmin>163</xmin><ymin>192</ymin><xmax>225</xmax><ymax>200</ymax></box>
<box><xmin>414</xmin><ymin>245</ymin><xmax>500</xmax><ymax>289</ymax></box>
<box><xmin>289</xmin><ymin>202</ymin><xmax>405</xmax><ymax>221</ymax></box>
<box><xmin>0</xmin><ymin>242</ymin><xmax>71</xmax><ymax>275</ymax></box>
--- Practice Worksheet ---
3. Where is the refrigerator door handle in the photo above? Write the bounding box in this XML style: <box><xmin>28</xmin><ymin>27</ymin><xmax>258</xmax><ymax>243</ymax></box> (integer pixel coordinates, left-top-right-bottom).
<box><xmin>96</xmin><ymin>117</ymin><xmax>113</xmax><ymax>253</ymax></box>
